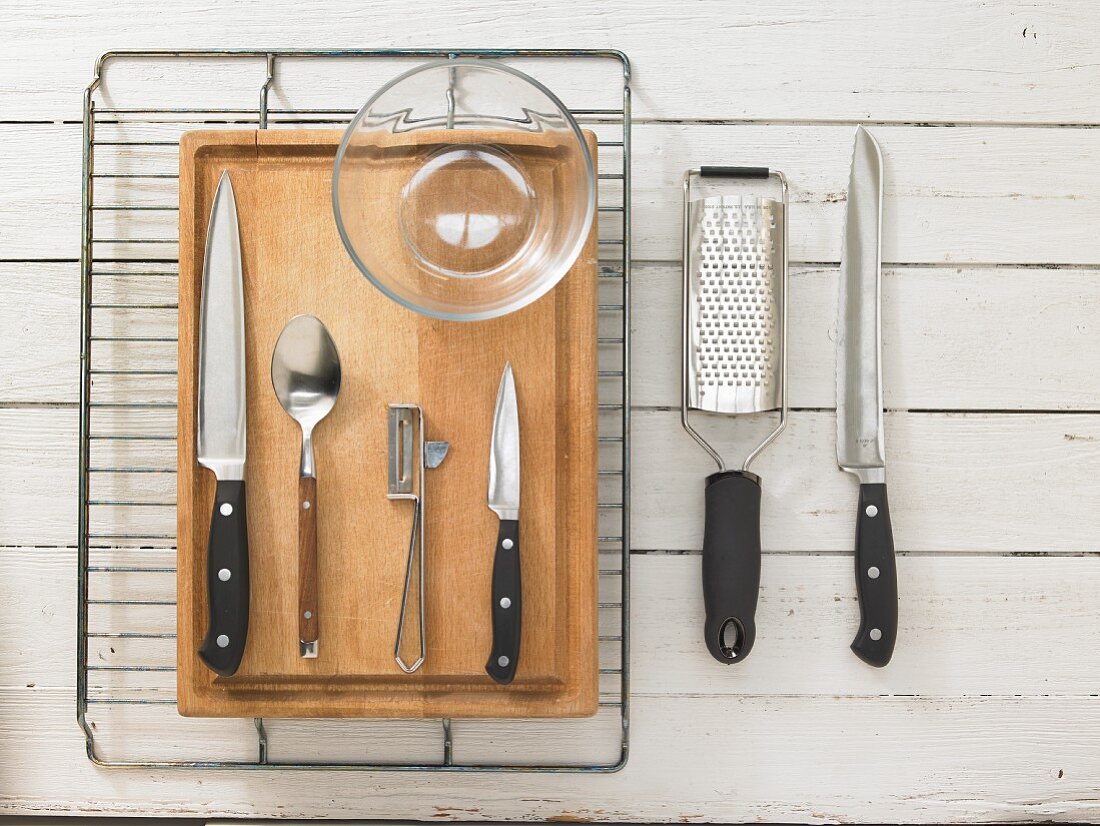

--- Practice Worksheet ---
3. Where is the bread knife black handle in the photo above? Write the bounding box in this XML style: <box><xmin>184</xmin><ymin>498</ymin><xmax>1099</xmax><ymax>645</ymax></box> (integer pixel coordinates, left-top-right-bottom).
<box><xmin>485</xmin><ymin>518</ymin><xmax>521</xmax><ymax>685</ymax></box>
<box><xmin>701</xmin><ymin>470</ymin><xmax>761</xmax><ymax>663</ymax></box>
<box><xmin>198</xmin><ymin>479</ymin><xmax>250</xmax><ymax>676</ymax></box>
<box><xmin>850</xmin><ymin>482</ymin><xmax>898</xmax><ymax>667</ymax></box>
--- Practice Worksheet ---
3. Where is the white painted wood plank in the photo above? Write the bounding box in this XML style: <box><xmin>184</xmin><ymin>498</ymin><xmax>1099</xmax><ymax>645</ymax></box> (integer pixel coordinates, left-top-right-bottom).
<box><xmin>0</xmin><ymin>409</ymin><xmax>76</xmax><ymax>547</ymax></box>
<box><xmin>82</xmin><ymin>707</ymin><xmax>448</xmax><ymax>766</ymax></box>
<box><xmin>8</xmin><ymin>406</ymin><xmax>1100</xmax><ymax>553</ymax></box>
<box><xmin>633</xmin><ymin>409</ymin><xmax>1100</xmax><ymax>553</ymax></box>
<box><xmin>630</xmin><ymin>554</ymin><xmax>1100</xmax><ymax>697</ymax></box>
<box><xmin>6</xmin><ymin>0</ymin><xmax>1100</xmax><ymax>123</ymax></box>
<box><xmin>0</xmin><ymin>549</ymin><xmax>72</xmax><ymax>690</ymax></box>
<box><xmin>9</xmin><ymin>261</ymin><xmax>1100</xmax><ymax>412</ymax></box>
<box><xmin>0</xmin><ymin>262</ymin><xmax>80</xmax><ymax>404</ymax></box>
<box><xmin>634</xmin><ymin>123</ymin><xmax>1100</xmax><ymax>264</ymax></box>
<box><xmin>9</xmin><ymin>547</ymin><xmax>1100</xmax><ymax>700</ymax></box>
<box><xmin>2</xmin><ymin>686</ymin><xmax>1098</xmax><ymax>822</ymax></box>
<box><xmin>10</xmin><ymin>122</ymin><xmax>1100</xmax><ymax>264</ymax></box>
<box><xmin>634</xmin><ymin>263</ymin><xmax>1100</xmax><ymax>410</ymax></box>
<box><xmin>0</xmin><ymin>125</ymin><xmax>81</xmax><ymax>260</ymax></box>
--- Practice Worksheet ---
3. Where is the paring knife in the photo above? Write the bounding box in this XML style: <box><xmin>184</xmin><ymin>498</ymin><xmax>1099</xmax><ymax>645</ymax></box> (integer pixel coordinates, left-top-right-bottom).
<box><xmin>486</xmin><ymin>362</ymin><xmax>521</xmax><ymax>685</ymax></box>
<box><xmin>836</xmin><ymin>126</ymin><xmax>898</xmax><ymax>667</ymax></box>
<box><xmin>196</xmin><ymin>171</ymin><xmax>250</xmax><ymax>677</ymax></box>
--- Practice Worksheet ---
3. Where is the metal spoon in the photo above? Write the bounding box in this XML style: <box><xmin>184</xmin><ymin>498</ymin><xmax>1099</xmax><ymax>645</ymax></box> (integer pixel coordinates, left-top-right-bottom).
<box><xmin>271</xmin><ymin>314</ymin><xmax>341</xmax><ymax>658</ymax></box>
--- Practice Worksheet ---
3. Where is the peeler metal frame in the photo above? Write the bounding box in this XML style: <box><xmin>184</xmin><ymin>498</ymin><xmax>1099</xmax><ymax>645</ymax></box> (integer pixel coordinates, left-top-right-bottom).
<box><xmin>680</xmin><ymin>167</ymin><xmax>790</xmax><ymax>473</ymax></box>
<box><xmin>387</xmin><ymin>404</ymin><xmax>449</xmax><ymax>674</ymax></box>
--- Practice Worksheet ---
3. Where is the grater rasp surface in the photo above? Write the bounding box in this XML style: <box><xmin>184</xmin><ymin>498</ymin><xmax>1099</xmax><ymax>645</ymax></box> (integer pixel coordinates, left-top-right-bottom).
<box><xmin>686</xmin><ymin>195</ymin><xmax>785</xmax><ymax>415</ymax></box>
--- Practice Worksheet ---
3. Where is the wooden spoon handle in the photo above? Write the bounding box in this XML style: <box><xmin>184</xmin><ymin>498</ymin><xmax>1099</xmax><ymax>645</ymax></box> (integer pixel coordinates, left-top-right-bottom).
<box><xmin>298</xmin><ymin>475</ymin><xmax>319</xmax><ymax>657</ymax></box>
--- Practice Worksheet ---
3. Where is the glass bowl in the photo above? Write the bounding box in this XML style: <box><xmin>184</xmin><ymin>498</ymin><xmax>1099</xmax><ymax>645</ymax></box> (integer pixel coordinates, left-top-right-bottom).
<box><xmin>332</xmin><ymin>59</ymin><xmax>596</xmax><ymax>321</ymax></box>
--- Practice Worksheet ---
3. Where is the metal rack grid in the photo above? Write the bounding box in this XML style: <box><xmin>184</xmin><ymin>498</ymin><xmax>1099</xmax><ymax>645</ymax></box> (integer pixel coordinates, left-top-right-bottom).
<box><xmin>77</xmin><ymin>49</ymin><xmax>631</xmax><ymax>771</ymax></box>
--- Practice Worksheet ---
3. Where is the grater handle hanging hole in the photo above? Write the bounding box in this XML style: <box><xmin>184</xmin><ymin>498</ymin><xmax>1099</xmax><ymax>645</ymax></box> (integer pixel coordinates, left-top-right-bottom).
<box><xmin>716</xmin><ymin>617</ymin><xmax>744</xmax><ymax>660</ymax></box>
<box><xmin>701</xmin><ymin>470</ymin><xmax>762</xmax><ymax>663</ymax></box>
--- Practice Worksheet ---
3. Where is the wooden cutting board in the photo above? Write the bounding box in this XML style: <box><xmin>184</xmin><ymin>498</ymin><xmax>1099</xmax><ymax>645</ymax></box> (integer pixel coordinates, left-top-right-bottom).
<box><xmin>176</xmin><ymin>129</ymin><xmax>599</xmax><ymax>718</ymax></box>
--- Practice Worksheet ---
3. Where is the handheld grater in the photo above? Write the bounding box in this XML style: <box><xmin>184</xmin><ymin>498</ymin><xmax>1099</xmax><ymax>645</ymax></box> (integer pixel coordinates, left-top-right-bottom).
<box><xmin>681</xmin><ymin>166</ymin><xmax>789</xmax><ymax>664</ymax></box>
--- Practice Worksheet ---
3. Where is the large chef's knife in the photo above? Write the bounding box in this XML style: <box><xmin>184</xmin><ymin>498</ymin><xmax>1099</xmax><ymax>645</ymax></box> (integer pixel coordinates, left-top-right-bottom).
<box><xmin>196</xmin><ymin>171</ymin><xmax>250</xmax><ymax>677</ymax></box>
<box><xmin>486</xmin><ymin>362</ymin><xmax>521</xmax><ymax>685</ymax></box>
<box><xmin>836</xmin><ymin>127</ymin><xmax>898</xmax><ymax>668</ymax></box>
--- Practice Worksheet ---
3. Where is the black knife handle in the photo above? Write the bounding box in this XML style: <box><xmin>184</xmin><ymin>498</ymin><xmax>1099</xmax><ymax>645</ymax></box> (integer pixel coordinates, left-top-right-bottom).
<box><xmin>702</xmin><ymin>470</ymin><xmax>761</xmax><ymax>663</ymax></box>
<box><xmin>851</xmin><ymin>482</ymin><xmax>898</xmax><ymax>667</ymax></box>
<box><xmin>198</xmin><ymin>479</ymin><xmax>250</xmax><ymax>677</ymax></box>
<box><xmin>485</xmin><ymin>518</ymin><xmax>521</xmax><ymax>685</ymax></box>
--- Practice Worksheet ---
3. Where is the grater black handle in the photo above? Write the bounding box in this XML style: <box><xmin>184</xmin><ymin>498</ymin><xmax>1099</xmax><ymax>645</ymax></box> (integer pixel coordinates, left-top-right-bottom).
<box><xmin>700</xmin><ymin>166</ymin><xmax>770</xmax><ymax>179</ymax></box>
<box><xmin>701</xmin><ymin>470</ymin><xmax>762</xmax><ymax>664</ymax></box>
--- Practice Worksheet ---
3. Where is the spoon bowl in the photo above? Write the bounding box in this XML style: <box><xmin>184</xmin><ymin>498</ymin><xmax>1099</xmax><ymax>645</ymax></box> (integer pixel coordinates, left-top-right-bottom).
<box><xmin>271</xmin><ymin>315</ymin><xmax>342</xmax><ymax>473</ymax></box>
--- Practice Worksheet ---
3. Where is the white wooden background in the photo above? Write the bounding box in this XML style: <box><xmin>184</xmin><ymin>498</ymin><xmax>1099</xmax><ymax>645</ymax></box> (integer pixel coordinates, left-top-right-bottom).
<box><xmin>4</xmin><ymin>0</ymin><xmax>1100</xmax><ymax>821</ymax></box>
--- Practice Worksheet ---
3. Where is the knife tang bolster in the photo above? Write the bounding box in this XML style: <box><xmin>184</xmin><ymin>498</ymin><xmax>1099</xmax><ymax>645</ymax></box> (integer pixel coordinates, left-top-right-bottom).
<box><xmin>843</xmin><ymin>463</ymin><xmax>886</xmax><ymax>486</ymax></box>
<box><xmin>197</xmin><ymin>458</ymin><xmax>244</xmax><ymax>481</ymax></box>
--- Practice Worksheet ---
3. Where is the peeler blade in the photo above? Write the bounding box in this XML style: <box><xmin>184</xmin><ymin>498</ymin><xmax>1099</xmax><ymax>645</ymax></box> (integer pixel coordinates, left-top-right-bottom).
<box><xmin>387</xmin><ymin>406</ymin><xmax>415</xmax><ymax>497</ymax></box>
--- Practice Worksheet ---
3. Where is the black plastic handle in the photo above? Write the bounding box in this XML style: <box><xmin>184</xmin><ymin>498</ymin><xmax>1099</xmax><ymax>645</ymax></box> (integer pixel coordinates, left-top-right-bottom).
<box><xmin>700</xmin><ymin>166</ymin><xmax>770</xmax><ymax>179</ymax></box>
<box><xmin>485</xmin><ymin>518</ymin><xmax>521</xmax><ymax>685</ymax></box>
<box><xmin>850</xmin><ymin>482</ymin><xmax>898</xmax><ymax>667</ymax></box>
<box><xmin>701</xmin><ymin>470</ymin><xmax>762</xmax><ymax>663</ymax></box>
<box><xmin>198</xmin><ymin>479</ymin><xmax>250</xmax><ymax>677</ymax></box>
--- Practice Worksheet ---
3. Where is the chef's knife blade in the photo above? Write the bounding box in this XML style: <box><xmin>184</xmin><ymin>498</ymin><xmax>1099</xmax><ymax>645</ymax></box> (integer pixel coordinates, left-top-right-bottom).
<box><xmin>196</xmin><ymin>171</ymin><xmax>250</xmax><ymax>677</ymax></box>
<box><xmin>486</xmin><ymin>362</ymin><xmax>521</xmax><ymax>685</ymax></box>
<box><xmin>837</xmin><ymin>126</ymin><xmax>897</xmax><ymax>667</ymax></box>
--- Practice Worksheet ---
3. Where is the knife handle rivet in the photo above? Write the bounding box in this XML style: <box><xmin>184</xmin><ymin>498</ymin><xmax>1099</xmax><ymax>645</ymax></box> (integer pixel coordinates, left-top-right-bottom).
<box><xmin>219</xmin><ymin>502</ymin><xmax>233</xmax><ymax>517</ymax></box>
<box><xmin>867</xmin><ymin>566</ymin><xmax>880</xmax><ymax>580</ymax></box>
<box><xmin>218</xmin><ymin>568</ymin><xmax>231</xmax><ymax>582</ymax></box>
<box><xmin>216</xmin><ymin>634</ymin><xmax>230</xmax><ymax>648</ymax></box>
<box><xmin>869</xmin><ymin>628</ymin><xmax>882</xmax><ymax>641</ymax></box>
<box><xmin>865</xmin><ymin>505</ymin><xmax>879</xmax><ymax>518</ymax></box>
<box><xmin>502</xmin><ymin>538</ymin><xmax>514</xmax><ymax>550</ymax></box>
<box><xmin>302</xmin><ymin>500</ymin><xmax>311</xmax><ymax>510</ymax></box>
<box><xmin>499</xmin><ymin>597</ymin><xmax>512</xmax><ymax>609</ymax></box>
<box><xmin>304</xmin><ymin>611</ymin><xmax>312</xmax><ymax>620</ymax></box>
<box><xmin>497</xmin><ymin>655</ymin><xmax>510</xmax><ymax>667</ymax></box>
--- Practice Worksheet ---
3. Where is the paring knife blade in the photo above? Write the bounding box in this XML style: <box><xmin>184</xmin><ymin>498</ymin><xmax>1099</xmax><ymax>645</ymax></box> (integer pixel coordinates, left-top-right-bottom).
<box><xmin>486</xmin><ymin>362</ymin><xmax>521</xmax><ymax>685</ymax></box>
<box><xmin>196</xmin><ymin>171</ymin><xmax>250</xmax><ymax>677</ymax></box>
<box><xmin>836</xmin><ymin>126</ymin><xmax>897</xmax><ymax>668</ymax></box>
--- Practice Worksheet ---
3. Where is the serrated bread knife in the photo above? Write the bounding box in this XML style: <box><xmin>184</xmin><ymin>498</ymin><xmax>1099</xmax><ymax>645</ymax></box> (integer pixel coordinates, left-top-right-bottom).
<box><xmin>196</xmin><ymin>171</ymin><xmax>250</xmax><ymax>677</ymax></box>
<box><xmin>836</xmin><ymin>127</ymin><xmax>898</xmax><ymax>667</ymax></box>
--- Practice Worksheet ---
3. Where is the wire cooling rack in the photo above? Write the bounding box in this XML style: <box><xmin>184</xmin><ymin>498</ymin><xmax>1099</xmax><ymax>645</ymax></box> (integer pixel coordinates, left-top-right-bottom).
<box><xmin>77</xmin><ymin>49</ymin><xmax>630</xmax><ymax>771</ymax></box>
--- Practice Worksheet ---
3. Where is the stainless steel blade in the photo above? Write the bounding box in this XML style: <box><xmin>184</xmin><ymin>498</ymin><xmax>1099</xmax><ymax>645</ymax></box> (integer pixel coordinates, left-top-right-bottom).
<box><xmin>836</xmin><ymin>126</ymin><xmax>886</xmax><ymax>484</ymax></box>
<box><xmin>197</xmin><ymin>171</ymin><xmax>246</xmax><ymax>481</ymax></box>
<box><xmin>487</xmin><ymin>362</ymin><xmax>520</xmax><ymax>520</ymax></box>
